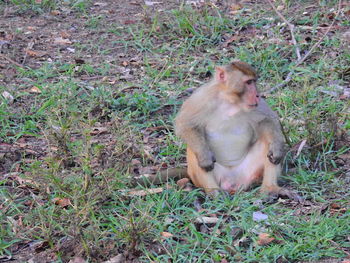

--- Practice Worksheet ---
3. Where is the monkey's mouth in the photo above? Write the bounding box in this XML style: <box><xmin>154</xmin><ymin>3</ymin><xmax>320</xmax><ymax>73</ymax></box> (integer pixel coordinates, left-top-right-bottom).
<box><xmin>248</xmin><ymin>104</ymin><xmax>258</xmax><ymax>108</ymax></box>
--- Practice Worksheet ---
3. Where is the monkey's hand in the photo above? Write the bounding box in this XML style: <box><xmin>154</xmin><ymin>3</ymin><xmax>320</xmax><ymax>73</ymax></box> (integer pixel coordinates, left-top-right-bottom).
<box><xmin>267</xmin><ymin>142</ymin><xmax>286</xmax><ymax>165</ymax></box>
<box><xmin>197</xmin><ymin>150</ymin><xmax>216</xmax><ymax>171</ymax></box>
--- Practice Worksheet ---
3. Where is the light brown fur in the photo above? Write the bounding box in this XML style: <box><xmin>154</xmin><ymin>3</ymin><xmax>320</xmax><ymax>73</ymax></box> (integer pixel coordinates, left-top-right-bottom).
<box><xmin>175</xmin><ymin>61</ymin><xmax>298</xmax><ymax>199</ymax></box>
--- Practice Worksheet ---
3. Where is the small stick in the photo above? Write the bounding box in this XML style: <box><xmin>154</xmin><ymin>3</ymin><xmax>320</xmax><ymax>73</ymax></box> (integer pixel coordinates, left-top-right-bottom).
<box><xmin>0</xmin><ymin>54</ymin><xmax>25</xmax><ymax>68</ymax></box>
<box><xmin>267</xmin><ymin>0</ymin><xmax>301</xmax><ymax>61</ymax></box>
<box><xmin>267</xmin><ymin>0</ymin><xmax>342</xmax><ymax>93</ymax></box>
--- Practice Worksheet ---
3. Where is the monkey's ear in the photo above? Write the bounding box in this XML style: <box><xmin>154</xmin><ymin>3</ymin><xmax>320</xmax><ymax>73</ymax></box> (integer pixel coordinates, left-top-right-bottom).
<box><xmin>215</xmin><ymin>66</ymin><xmax>227</xmax><ymax>83</ymax></box>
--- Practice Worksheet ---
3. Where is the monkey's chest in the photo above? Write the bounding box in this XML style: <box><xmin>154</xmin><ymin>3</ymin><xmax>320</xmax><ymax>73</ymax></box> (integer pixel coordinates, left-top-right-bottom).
<box><xmin>206</xmin><ymin>117</ymin><xmax>256</xmax><ymax>166</ymax></box>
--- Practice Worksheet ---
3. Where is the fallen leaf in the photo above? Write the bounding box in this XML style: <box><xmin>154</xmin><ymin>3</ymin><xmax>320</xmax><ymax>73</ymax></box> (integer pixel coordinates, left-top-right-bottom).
<box><xmin>102</xmin><ymin>254</ymin><xmax>124</xmax><ymax>263</ymax></box>
<box><xmin>69</xmin><ymin>257</ymin><xmax>86</xmax><ymax>263</ymax></box>
<box><xmin>29</xmin><ymin>86</ymin><xmax>42</xmax><ymax>93</ymax></box>
<box><xmin>330</xmin><ymin>203</ymin><xmax>341</xmax><ymax>209</ymax></box>
<box><xmin>222</xmin><ymin>35</ymin><xmax>240</xmax><ymax>47</ymax></box>
<box><xmin>145</xmin><ymin>1</ymin><xmax>162</xmax><ymax>6</ymax></box>
<box><xmin>124</xmin><ymin>20</ymin><xmax>137</xmax><ymax>25</ymax></box>
<box><xmin>25</xmin><ymin>49</ymin><xmax>47</xmax><ymax>57</ymax></box>
<box><xmin>53</xmin><ymin>197</ymin><xmax>72</xmax><ymax>208</ymax></box>
<box><xmin>230</xmin><ymin>3</ymin><xmax>242</xmax><ymax>11</ymax></box>
<box><xmin>93</xmin><ymin>2</ymin><xmax>108</xmax><ymax>7</ymax></box>
<box><xmin>90</xmin><ymin>126</ymin><xmax>108</xmax><ymax>135</ymax></box>
<box><xmin>177</xmin><ymin>178</ymin><xmax>190</xmax><ymax>189</ymax></box>
<box><xmin>161</xmin><ymin>231</ymin><xmax>173</xmax><ymax>238</ymax></box>
<box><xmin>27</xmin><ymin>26</ymin><xmax>37</xmax><ymax>31</ymax></box>
<box><xmin>131</xmin><ymin>159</ymin><xmax>141</xmax><ymax>166</ymax></box>
<box><xmin>276</xmin><ymin>5</ymin><xmax>284</xmax><ymax>11</ymax></box>
<box><xmin>252</xmin><ymin>211</ymin><xmax>268</xmax><ymax>222</ymax></box>
<box><xmin>124</xmin><ymin>187</ymin><xmax>165</xmax><ymax>196</ymax></box>
<box><xmin>257</xmin><ymin>233</ymin><xmax>275</xmax><ymax>246</ymax></box>
<box><xmin>1</xmin><ymin>91</ymin><xmax>14</xmax><ymax>103</ymax></box>
<box><xmin>195</xmin><ymin>216</ymin><xmax>219</xmax><ymax>224</ymax></box>
<box><xmin>50</xmin><ymin>10</ymin><xmax>60</xmax><ymax>15</ymax></box>
<box><xmin>54</xmin><ymin>37</ymin><xmax>72</xmax><ymax>45</ymax></box>
<box><xmin>295</xmin><ymin>139</ymin><xmax>307</xmax><ymax>158</ymax></box>
<box><xmin>60</xmin><ymin>31</ymin><xmax>70</xmax><ymax>38</ymax></box>
<box><xmin>6</xmin><ymin>173</ymin><xmax>37</xmax><ymax>186</ymax></box>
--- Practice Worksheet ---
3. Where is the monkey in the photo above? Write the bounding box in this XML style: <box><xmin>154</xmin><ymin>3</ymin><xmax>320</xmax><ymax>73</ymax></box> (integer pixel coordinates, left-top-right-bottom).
<box><xmin>133</xmin><ymin>61</ymin><xmax>299</xmax><ymax>200</ymax></box>
<box><xmin>173</xmin><ymin>61</ymin><xmax>298</xmax><ymax>199</ymax></box>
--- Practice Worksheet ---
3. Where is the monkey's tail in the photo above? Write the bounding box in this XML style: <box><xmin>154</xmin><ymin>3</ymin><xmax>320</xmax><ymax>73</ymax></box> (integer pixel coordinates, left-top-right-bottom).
<box><xmin>132</xmin><ymin>168</ymin><xmax>188</xmax><ymax>186</ymax></box>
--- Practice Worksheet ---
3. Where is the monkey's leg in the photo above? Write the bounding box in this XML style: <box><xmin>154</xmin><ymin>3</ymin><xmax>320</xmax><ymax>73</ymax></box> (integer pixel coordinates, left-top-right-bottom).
<box><xmin>187</xmin><ymin>147</ymin><xmax>220</xmax><ymax>193</ymax></box>
<box><xmin>260</xmin><ymin>159</ymin><xmax>282</xmax><ymax>194</ymax></box>
<box><xmin>261</xmin><ymin>154</ymin><xmax>302</xmax><ymax>202</ymax></box>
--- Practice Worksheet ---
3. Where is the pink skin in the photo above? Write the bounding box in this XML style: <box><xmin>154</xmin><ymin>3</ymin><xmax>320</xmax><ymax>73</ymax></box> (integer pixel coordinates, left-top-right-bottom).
<box><xmin>245</xmin><ymin>80</ymin><xmax>260</xmax><ymax>107</ymax></box>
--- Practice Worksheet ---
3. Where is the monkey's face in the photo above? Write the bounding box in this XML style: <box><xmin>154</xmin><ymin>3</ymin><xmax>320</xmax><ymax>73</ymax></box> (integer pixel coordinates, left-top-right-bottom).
<box><xmin>242</xmin><ymin>78</ymin><xmax>259</xmax><ymax>109</ymax></box>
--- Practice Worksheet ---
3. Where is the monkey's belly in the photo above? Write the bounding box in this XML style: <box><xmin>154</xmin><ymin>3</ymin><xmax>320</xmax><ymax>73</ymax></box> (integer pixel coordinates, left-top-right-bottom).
<box><xmin>213</xmin><ymin>140</ymin><xmax>265</xmax><ymax>192</ymax></box>
<box><xmin>207</xmin><ymin>128</ymin><xmax>255</xmax><ymax>166</ymax></box>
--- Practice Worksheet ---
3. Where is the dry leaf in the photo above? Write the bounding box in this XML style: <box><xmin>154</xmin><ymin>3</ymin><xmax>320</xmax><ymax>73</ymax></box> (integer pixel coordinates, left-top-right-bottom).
<box><xmin>51</xmin><ymin>10</ymin><xmax>60</xmax><ymax>15</ymax></box>
<box><xmin>230</xmin><ymin>3</ymin><xmax>242</xmax><ymax>11</ymax></box>
<box><xmin>25</xmin><ymin>49</ymin><xmax>46</xmax><ymax>57</ymax></box>
<box><xmin>27</xmin><ymin>26</ymin><xmax>37</xmax><ymax>31</ymax></box>
<box><xmin>2</xmin><ymin>91</ymin><xmax>14</xmax><ymax>103</ymax></box>
<box><xmin>54</xmin><ymin>37</ymin><xmax>72</xmax><ymax>45</ymax></box>
<box><xmin>93</xmin><ymin>2</ymin><xmax>108</xmax><ymax>7</ymax></box>
<box><xmin>330</xmin><ymin>203</ymin><xmax>341</xmax><ymax>209</ymax></box>
<box><xmin>60</xmin><ymin>31</ymin><xmax>70</xmax><ymax>38</ymax></box>
<box><xmin>125</xmin><ymin>187</ymin><xmax>165</xmax><ymax>196</ymax></box>
<box><xmin>222</xmin><ymin>35</ymin><xmax>240</xmax><ymax>47</ymax></box>
<box><xmin>29</xmin><ymin>86</ymin><xmax>42</xmax><ymax>93</ymax></box>
<box><xmin>69</xmin><ymin>257</ymin><xmax>87</xmax><ymax>263</ymax></box>
<box><xmin>102</xmin><ymin>254</ymin><xmax>124</xmax><ymax>263</ymax></box>
<box><xmin>177</xmin><ymin>178</ymin><xmax>190</xmax><ymax>189</ymax></box>
<box><xmin>145</xmin><ymin>1</ymin><xmax>162</xmax><ymax>6</ymax></box>
<box><xmin>276</xmin><ymin>5</ymin><xmax>284</xmax><ymax>11</ymax></box>
<box><xmin>257</xmin><ymin>233</ymin><xmax>275</xmax><ymax>246</ymax></box>
<box><xmin>53</xmin><ymin>197</ymin><xmax>72</xmax><ymax>208</ymax></box>
<box><xmin>7</xmin><ymin>173</ymin><xmax>36</xmax><ymax>186</ymax></box>
<box><xmin>90</xmin><ymin>127</ymin><xmax>108</xmax><ymax>135</ymax></box>
<box><xmin>195</xmin><ymin>216</ymin><xmax>219</xmax><ymax>224</ymax></box>
<box><xmin>124</xmin><ymin>20</ymin><xmax>137</xmax><ymax>25</ymax></box>
<box><xmin>161</xmin><ymin>231</ymin><xmax>173</xmax><ymax>238</ymax></box>
<box><xmin>296</xmin><ymin>139</ymin><xmax>307</xmax><ymax>158</ymax></box>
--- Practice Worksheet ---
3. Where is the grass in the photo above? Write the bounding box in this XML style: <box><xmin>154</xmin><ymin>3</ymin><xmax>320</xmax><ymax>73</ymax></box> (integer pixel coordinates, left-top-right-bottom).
<box><xmin>1</xmin><ymin>0</ymin><xmax>350</xmax><ymax>262</ymax></box>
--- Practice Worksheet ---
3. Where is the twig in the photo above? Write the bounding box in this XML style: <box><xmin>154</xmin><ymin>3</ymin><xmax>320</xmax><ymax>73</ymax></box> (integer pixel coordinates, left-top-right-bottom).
<box><xmin>267</xmin><ymin>0</ymin><xmax>342</xmax><ymax>93</ymax></box>
<box><xmin>22</xmin><ymin>41</ymin><xmax>34</xmax><ymax>66</ymax></box>
<box><xmin>0</xmin><ymin>54</ymin><xmax>25</xmax><ymax>68</ymax></box>
<box><xmin>295</xmin><ymin>0</ymin><xmax>341</xmax><ymax>66</ymax></box>
<box><xmin>267</xmin><ymin>0</ymin><xmax>301</xmax><ymax>60</ymax></box>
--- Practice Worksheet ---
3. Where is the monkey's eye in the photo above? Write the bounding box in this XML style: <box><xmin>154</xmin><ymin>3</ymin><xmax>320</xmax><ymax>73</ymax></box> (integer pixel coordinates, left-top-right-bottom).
<box><xmin>246</xmin><ymin>79</ymin><xmax>254</xmax><ymax>85</ymax></box>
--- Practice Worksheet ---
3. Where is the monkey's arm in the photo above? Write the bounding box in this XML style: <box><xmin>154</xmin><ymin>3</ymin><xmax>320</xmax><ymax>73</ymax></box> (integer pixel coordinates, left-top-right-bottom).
<box><xmin>254</xmin><ymin>99</ymin><xmax>287</xmax><ymax>164</ymax></box>
<box><xmin>175</xmin><ymin>91</ymin><xmax>217</xmax><ymax>171</ymax></box>
<box><xmin>175</xmin><ymin>124</ymin><xmax>215</xmax><ymax>171</ymax></box>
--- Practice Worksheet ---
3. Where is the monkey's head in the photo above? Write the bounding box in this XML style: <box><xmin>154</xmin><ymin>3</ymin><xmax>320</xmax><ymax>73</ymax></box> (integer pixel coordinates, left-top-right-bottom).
<box><xmin>215</xmin><ymin>61</ymin><xmax>260</xmax><ymax>111</ymax></box>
